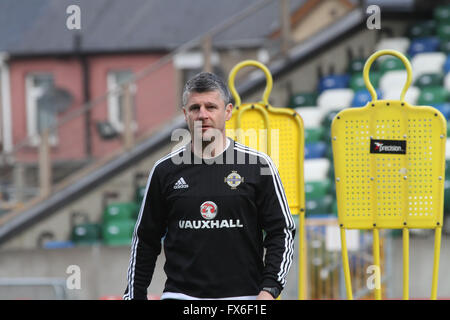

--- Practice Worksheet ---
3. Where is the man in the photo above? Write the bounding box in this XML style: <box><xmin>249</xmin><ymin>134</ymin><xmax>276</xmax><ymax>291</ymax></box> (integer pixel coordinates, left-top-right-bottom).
<box><xmin>123</xmin><ymin>72</ymin><xmax>295</xmax><ymax>300</ymax></box>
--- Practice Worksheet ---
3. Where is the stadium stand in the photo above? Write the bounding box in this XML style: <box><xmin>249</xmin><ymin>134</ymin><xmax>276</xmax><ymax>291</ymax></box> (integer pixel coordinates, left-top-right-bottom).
<box><xmin>69</xmin><ymin>173</ymin><xmax>146</xmax><ymax>246</ymax></box>
<box><xmin>287</xmin><ymin>5</ymin><xmax>450</xmax><ymax>223</ymax></box>
<box><xmin>70</xmin><ymin>212</ymin><xmax>102</xmax><ymax>246</ymax></box>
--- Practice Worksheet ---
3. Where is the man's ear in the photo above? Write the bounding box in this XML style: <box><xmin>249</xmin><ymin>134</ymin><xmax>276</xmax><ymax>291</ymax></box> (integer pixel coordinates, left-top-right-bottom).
<box><xmin>225</xmin><ymin>103</ymin><xmax>233</xmax><ymax>121</ymax></box>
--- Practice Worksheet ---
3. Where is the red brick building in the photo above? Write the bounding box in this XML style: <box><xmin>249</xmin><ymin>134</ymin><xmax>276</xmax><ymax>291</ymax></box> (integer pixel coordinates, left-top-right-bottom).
<box><xmin>8</xmin><ymin>54</ymin><xmax>176</xmax><ymax>163</ymax></box>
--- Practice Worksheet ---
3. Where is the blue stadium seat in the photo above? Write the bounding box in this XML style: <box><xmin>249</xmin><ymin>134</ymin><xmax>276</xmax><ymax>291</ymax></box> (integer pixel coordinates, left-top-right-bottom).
<box><xmin>318</xmin><ymin>74</ymin><xmax>351</xmax><ymax>92</ymax></box>
<box><xmin>444</xmin><ymin>55</ymin><xmax>450</xmax><ymax>73</ymax></box>
<box><xmin>432</xmin><ymin>103</ymin><xmax>450</xmax><ymax>120</ymax></box>
<box><xmin>351</xmin><ymin>89</ymin><xmax>382</xmax><ymax>107</ymax></box>
<box><xmin>305</xmin><ymin>142</ymin><xmax>327</xmax><ymax>159</ymax></box>
<box><xmin>408</xmin><ymin>37</ymin><xmax>440</xmax><ymax>56</ymax></box>
<box><xmin>43</xmin><ymin>241</ymin><xmax>75</xmax><ymax>249</ymax></box>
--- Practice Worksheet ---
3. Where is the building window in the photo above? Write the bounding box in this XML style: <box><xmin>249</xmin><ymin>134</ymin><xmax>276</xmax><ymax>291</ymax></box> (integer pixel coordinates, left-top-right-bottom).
<box><xmin>107</xmin><ymin>70</ymin><xmax>137</xmax><ymax>132</ymax></box>
<box><xmin>25</xmin><ymin>73</ymin><xmax>58</xmax><ymax>145</ymax></box>
<box><xmin>174</xmin><ymin>51</ymin><xmax>224</xmax><ymax>105</ymax></box>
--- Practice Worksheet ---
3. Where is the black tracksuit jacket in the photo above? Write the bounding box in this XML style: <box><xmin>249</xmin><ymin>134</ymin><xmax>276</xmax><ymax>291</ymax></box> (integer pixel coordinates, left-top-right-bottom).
<box><xmin>123</xmin><ymin>138</ymin><xmax>295</xmax><ymax>299</ymax></box>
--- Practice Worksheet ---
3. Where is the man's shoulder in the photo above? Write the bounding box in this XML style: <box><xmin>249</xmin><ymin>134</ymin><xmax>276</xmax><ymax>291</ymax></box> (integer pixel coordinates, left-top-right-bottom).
<box><xmin>152</xmin><ymin>145</ymin><xmax>189</xmax><ymax>172</ymax></box>
<box><xmin>233</xmin><ymin>141</ymin><xmax>272</xmax><ymax>166</ymax></box>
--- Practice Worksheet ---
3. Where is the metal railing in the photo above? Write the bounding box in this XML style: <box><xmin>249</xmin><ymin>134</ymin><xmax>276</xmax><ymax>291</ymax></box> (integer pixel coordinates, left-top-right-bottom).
<box><xmin>305</xmin><ymin>217</ymin><xmax>392</xmax><ymax>299</ymax></box>
<box><xmin>0</xmin><ymin>277</ymin><xmax>68</xmax><ymax>300</ymax></box>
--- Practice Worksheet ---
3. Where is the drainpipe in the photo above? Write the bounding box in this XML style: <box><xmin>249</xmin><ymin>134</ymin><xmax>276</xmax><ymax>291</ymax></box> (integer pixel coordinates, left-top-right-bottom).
<box><xmin>73</xmin><ymin>34</ymin><xmax>92</xmax><ymax>159</ymax></box>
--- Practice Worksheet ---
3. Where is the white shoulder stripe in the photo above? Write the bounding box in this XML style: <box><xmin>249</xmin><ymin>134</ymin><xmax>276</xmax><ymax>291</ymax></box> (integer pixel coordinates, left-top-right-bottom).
<box><xmin>125</xmin><ymin>146</ymin><xmax>186</xmax><ymax>299</ymax></box>
<box><xmin>233</xmin><ymin>144</ymin><xmax>295</xmax><ymax>286</ymax></box>
<box><xmin>235</xmin><ymin>143</ymin><xmax>295</xmax><ymax>283</ymax></box>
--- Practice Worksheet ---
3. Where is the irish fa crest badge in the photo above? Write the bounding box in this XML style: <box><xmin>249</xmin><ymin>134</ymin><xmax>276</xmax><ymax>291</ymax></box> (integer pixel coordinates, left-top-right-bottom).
<box><xmin>224</xmin><ymin>171</ymin><xmax>244</xmax><ymax>189</ymax></box>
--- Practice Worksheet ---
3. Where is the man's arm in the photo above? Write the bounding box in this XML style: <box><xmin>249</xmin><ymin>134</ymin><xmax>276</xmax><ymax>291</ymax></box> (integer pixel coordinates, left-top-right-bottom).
<box><xmin>123</xmin><ymin>165</ymin><xmax>167</xmax><ymax>300</ymax></box>
<box><xmin>257</xmin><ymin>155</ymin><xmax>296</xmax><ymax>299</ymax></box>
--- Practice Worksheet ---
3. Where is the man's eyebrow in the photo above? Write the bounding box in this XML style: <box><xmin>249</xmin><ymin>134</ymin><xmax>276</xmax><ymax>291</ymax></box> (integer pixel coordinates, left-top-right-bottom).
<box><xmin>187</xmin><ymin>103</ymin><xmax>200</xmax><ymax>110</ymax></box>
<box><xmin>207</xmin><ymin>102</ymin><xmax>218</xmax><ymax>107</ymax></box>
<box><xmin>187</xmin><ymin>102</ymin><xmax>219</xmax><ymax>110</ymax></box>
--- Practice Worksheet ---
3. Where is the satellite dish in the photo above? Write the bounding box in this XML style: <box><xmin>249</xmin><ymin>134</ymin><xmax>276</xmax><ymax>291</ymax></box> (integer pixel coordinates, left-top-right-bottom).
<box><xmin>38</xmin><ymin>87</ymin><xmax>74</xmax><ymax>113</ymax></box>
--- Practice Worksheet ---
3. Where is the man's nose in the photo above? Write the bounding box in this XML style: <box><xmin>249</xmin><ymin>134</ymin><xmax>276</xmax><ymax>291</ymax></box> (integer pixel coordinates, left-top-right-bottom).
<box><xmin>198</xmin><ymin>106</ymin><xmax>208</xmax><ymax>119</ymax></box>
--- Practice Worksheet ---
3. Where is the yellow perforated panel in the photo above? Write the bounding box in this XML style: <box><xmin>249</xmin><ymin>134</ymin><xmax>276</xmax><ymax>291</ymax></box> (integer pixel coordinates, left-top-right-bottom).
<box><xmin>226</xmin><ymin>103</ymin><xmax>304</xmax><ymax>214</ymax></box>
<box><xmin>331</xmin><ymin>101</ymin><xmax>446</xmax><ymax>229</ymax></box>
<box><xmin>227</xmin><ymin>59</ymin><xmax>307</xmax><ymax>299</ymax></box>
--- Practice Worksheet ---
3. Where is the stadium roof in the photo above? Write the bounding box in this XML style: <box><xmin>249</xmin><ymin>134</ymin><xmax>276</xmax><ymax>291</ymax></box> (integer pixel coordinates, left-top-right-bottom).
<box><xmin>0</xmin><ymin>0</ymin><xmax>307</xmax><ymax>56</ymax></box>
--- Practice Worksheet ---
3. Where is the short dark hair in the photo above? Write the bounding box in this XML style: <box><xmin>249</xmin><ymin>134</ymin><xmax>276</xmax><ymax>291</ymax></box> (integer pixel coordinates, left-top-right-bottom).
<box><xmin>182</xmin><ymin>72</ymin><xmax>231</xmax><ymax>107</ymax></box>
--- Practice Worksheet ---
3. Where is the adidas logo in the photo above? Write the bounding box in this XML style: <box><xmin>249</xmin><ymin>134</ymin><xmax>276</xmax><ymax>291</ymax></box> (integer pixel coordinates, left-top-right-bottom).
<box><xmin>174</xmin><ymin>177</ymin><xmax>189</xmax><ymax>189</ymax></box>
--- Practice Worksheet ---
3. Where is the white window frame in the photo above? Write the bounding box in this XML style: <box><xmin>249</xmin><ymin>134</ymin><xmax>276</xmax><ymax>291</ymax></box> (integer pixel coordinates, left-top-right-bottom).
<box><xmin>25</xmin><ymin>73</ymin><xmax>58</xmax><ymax>146</ymax></box>
<box><xmin>0</xmin><ymin>55</ymin><xmax>12</xmax><ymax>154</ymax></box>
<box><xmin>106</xmin><ymin>70</ymin><xmax>137</xmax><ymax>133</ymax></box>
<box><xmin>174</xmin><ymin>51</ymin><xmax>222</xmax><ymax>100</ymax></box>
<box><xmin>173</xmin><ymin>51</ymin><xmax>220</xmax><ymax>69</ymax></box>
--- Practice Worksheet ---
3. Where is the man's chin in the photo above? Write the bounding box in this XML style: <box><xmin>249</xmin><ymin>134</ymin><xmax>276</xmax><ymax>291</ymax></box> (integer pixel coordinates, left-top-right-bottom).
<box><xmin>201</xmin><ymin>134</ymin><xmax>215</xmax><ymax>142</ymax></box>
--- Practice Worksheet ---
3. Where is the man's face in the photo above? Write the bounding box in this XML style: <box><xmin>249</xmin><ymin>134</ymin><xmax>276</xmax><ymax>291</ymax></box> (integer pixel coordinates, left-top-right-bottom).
<box><xmin>183</xmin><ymin>90</ymin><xmax>233</xmax><ymax>142</ymax></box>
